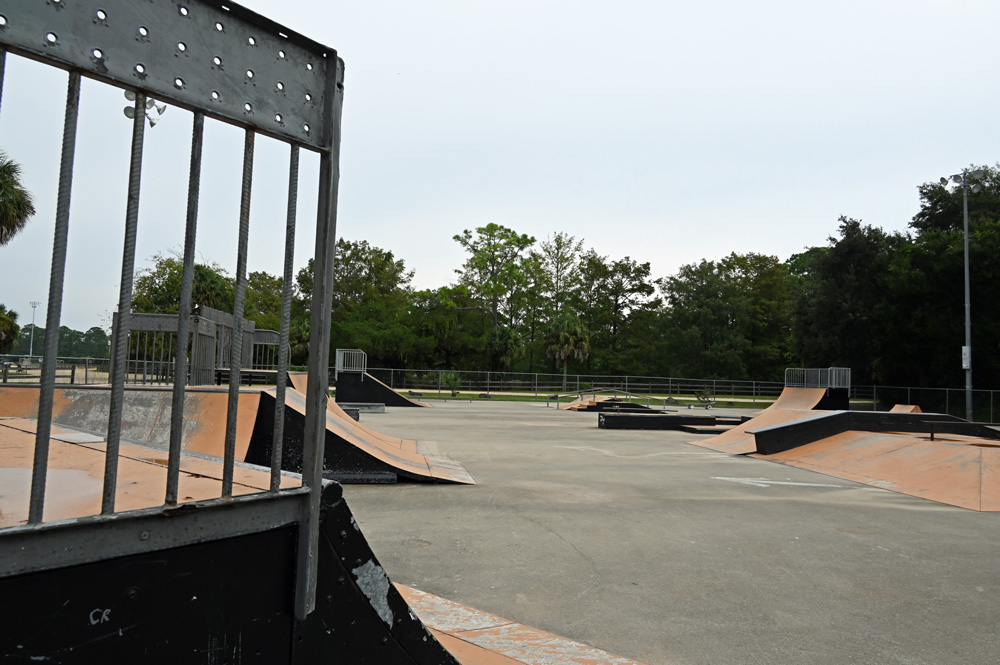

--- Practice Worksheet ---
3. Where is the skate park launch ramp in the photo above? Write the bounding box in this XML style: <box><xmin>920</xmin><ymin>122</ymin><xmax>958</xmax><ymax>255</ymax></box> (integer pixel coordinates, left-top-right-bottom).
<box><xmin>334</xmin><ymin>371</ymin><xmax>429</xmax><ymax>407</ymax></box>
<box><xmin>0</xmin><ymin>383</ymin><xmax>475</xmax><ymax>485</ymax></box>
<box><xmin>689</xmin><ymin>386</ymin><xmax>835</xmax><ymax>455</ymax></box>
<box><xmin>247</xmin><ymin>385</ymin><xmax>475</xmax><ymax>484</ymax></box>
<box><xmin>690</xmin><ymin>389</ymin><xmax>999</xmax><ymax>511</ymax></box>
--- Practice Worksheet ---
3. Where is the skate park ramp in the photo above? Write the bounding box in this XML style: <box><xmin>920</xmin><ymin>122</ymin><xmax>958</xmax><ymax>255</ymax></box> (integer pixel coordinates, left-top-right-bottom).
<box><xmin>692</xmin><ymin>400</ymin><xmax>1000</xmax><ymax>511</ymax></box>
<box><xmin>753</xmin><ymin>428</ymin><xmax>1000</xmax><ymax>511</ymax></box>
<box><xmin>246</xmin><ymin>384</ymin><xmax>475</xmax><ymax>484</ymax></box>
<box><xmin>0</xmin><ymin>419</ymin><xmax>638</xmax><ymax>664</ymax></box>
<box><xmin>334</xmin><ymin>371</ymin><xmax>429</xmax><ymax>407</ymax></box>
<box><xmin>0</xmin><ymin>384</ymin><xmax>474</xmax><ymax>485</ymax></box>
<box><xmin>0</xmin><ymin>385</ymin><xmax>260</xmax><ymax>459</ymax></box>
<box><xmin>689</xmin><ymin>386</ymin><xmax>833</xmax><ymax>454</ymax></box>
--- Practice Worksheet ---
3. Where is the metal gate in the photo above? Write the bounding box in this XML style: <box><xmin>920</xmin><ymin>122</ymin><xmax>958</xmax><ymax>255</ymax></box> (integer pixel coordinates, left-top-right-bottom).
<box><xmin>0</xmin><ymin>0</ymin><xmax>344</xmax><ymax>619</ymax></box>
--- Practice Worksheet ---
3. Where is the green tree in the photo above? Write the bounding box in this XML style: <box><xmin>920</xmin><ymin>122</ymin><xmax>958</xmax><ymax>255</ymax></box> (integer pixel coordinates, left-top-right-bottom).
<box><xmin>406</xmin><ymin>285</ymin><xmax>488</xmax><ymax>369</ymax></box>
<box><xmin>296</xmin><ymin>239</ymin><xmax>416</xmax><ymax>367</ymax></box>
<box><xmin>0</xmin><ymin>304</ymin><xmax>19</xmax><ymax>354</ymax></box>
<box><xmin>132</xmin><ymin>253</ymin><xmax>235</xmax><ymax>315</ymax></box>
<box><xmin>888</xmin><ymin>165</ymin><xmax>1000</xmax><ymax>388</ymax></box>
<box><xmin>544</xmin><ymin>313</ymin><xmax>591</xmax><ymax>390</ymax></box>
<box><xmin>719</xmin><ymin>252</ymin><xmax>794</xmax><ymax>381</ymax></box>
<box><xmin>517</xmin><ymin>251</ymin><xmax>549</xmax><ymax>372</ymax></box>
<box><xmin>13</xmin><ymin>323</ymin><xmax>38</xmax><ymax>356</ymax></box>
<box><xmin>790</xmin><ymin>217</ymin><xmax>908</xmax><ymax>384</ymax></box>
<box><xmin>659</xmin><ymin>259</ymin><xmax>751</xmax><ymax>379</ymax></box>
<box><xmin>80</xmin><ymin>326</ymin><xmax>110</xmax><ymax>358</ymax></box>
<box><xmin>453</xmin><ymin>223</ymin><xmax>536</xmax><ymax>332</ymax></box>
<box><xmin>571</xmin><ymin>251</ymin><xmax>656</xmax><ymax>372</ymax></box>
<box><xmin>539</xmin><ymin>232</ymin><xmax>584</xmax><ymax>317</ymax></box>
<box><xmin>453</xmin><ymin>223</ymin><xmax>535</xmax><ymax>369</ymax></box>
<box><xmin>245</xmin><ymin>271</ymin><xmax>284</xmax><ymax>332</ymax></box>
<box><xmin>0</xmin><ymin>152</ymin><xmax>36</xmax><ymax>246</ymax></box>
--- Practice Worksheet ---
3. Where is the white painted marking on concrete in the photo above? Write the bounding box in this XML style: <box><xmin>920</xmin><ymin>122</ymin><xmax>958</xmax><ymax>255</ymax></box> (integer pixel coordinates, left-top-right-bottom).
<box><xmin>711</xmin><ymin>476</ymin><xmax>888</xmax><ymax>491</ymax></box>
<box><xmin>555</xmin><ymin>445</ymin><xmax>728</xmax><ymax>459</ymax></box>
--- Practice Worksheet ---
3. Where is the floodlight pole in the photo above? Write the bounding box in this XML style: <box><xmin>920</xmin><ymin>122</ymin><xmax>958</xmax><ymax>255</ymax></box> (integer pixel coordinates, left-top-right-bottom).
<box><xmin>28</xmin><ymin>300</ymin><xmax>40</xmax><ymax>358</ymax></box>
<box><xmin>961</xmin><ymin>171</ymin><xmax>973</xmax><ymax>421</ymax></box>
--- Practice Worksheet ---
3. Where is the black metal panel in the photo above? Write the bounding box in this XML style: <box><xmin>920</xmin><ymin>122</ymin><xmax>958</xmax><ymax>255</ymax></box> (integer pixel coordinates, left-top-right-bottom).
<box><xmin>293</xmin><ymin>484</ymin><xmax>460</xmax><ymax>664</ymax></box>
<box><xmin>815</xmin><ymin>387</ymin><xmax>849</xmax><ymax>410</ymax></box>
<box><xmin>246</xmin><ymin>391</ymin><xmax>401</xmax><ymax>484</ymax></box>
<box><xmin>750</xmin><ymin>411</ymin><xmax>997</xmax><ymax>455</ymax></box>
<box><xmin>598</xmin><ymin>413</ymin><xmax>717</xmax><ymax>430</ymax></box>
<box><xmin>0</xmin><ymin>0</ymin><xmax>335</xmax><ymax>149</ymax></box>
<box><xmin>0</xmin><ymin>527</ymin><xmax>297</xmax><ymax>663</ymax></box>
<box><xmin>335</xmin><ymin>372</ymin><xmax>423</xmax><ymax>408</ymax></box>
<box><xmin>0</xmin><ymin>485</ymin><xmax>460</xmax><ymax>664</ymax></box>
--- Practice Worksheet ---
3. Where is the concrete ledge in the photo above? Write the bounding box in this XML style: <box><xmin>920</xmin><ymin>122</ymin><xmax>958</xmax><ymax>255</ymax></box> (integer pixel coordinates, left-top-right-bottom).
<box><xmin>338</xmin><ymin>402</ymin><xmax>386</xmax><ymax>414</ymax></box>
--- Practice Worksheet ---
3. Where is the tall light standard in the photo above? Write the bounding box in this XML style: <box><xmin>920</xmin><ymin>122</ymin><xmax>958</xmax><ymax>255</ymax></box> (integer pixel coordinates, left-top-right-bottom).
<box><xmin>28</xmin><ymin>300</ymin><xmax>40</xmax><ymax>358</ymax></box>
<box><xmin>940</xmin><ymin>168</ymin><xmax>984</xmax><ymax>421</ymax></box>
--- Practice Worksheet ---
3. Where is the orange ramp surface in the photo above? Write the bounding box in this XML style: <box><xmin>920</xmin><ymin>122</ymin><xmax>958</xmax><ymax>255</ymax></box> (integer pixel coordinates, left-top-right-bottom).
<box><xmin>0</xmin><ymin>417</ymin><xmax>297</xmax><ymax>526</ymax></box>
<box><xmin>689</xmin><ymin>386</ymin><xmax>831</xmax><ymax>454</ymax></box>
<box><xmin>272</xmin><ymin>385</ymin><xmax>475</xmax><ymax>484</ymax></box>
<box><xmin>0</xmin><ymin>383</ymin><xmax>474</xmax><ymax>485</ymax></box>
<box><xmin>752</xmin><ymin>430</ymin><xmax>1000</xmax><ymax>511</ymax></box>
<box><xmin>691</xmin><ymin>386</ymin><xmax>1000</xmax><ymax>511</ymax></box>
<box><xmin>0</xmin><ymin>385</ymin><xmax>259</xmax><ymax>459</ymax></box>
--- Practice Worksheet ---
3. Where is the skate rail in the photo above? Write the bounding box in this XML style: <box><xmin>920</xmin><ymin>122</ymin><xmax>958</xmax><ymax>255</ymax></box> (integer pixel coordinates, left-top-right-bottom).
<box><xmin>0</xmin><ymin>0</ymin><xmax>344</xmax><ymax>619</ymax></box>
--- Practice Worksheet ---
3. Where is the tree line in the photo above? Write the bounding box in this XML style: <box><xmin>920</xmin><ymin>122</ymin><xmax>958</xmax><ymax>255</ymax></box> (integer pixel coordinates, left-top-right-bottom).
<box><xmin>0</xmin><ymin>311</ymin><xmax>110</xmax><ymax>359</ymax></box>
<box><xmin>7</xmin><ymin>165</ymin><xmax>997</xmax><ymax>389</ymax></box>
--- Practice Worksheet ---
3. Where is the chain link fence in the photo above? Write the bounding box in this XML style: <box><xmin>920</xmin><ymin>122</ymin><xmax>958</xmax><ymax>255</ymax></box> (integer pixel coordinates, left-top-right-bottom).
<box><xmin>5</xmin><ymin>356</ymin><xmax>999</xmax><ymax>417</ymax></box>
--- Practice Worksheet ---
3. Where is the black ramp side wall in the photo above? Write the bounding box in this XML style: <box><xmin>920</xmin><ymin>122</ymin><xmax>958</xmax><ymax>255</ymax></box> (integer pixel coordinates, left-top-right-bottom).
<box><xmin>0</xmin><ymin>484</ymin><xmax>459</xmax><ymax>664</ymax></box>
<box><xmin>1</xmin><ymin>528</ymin><xmax>298</xmax><ymax>663</ymax></box>
<box><xmin>245</xmin><ymin>392</ymin><xmax>399</xmax><ymax>483</ymax></box>
<box><xmin>335</xmin><ymin>372</ymin><xmax>425</xmax><ymax>407</ymax></box>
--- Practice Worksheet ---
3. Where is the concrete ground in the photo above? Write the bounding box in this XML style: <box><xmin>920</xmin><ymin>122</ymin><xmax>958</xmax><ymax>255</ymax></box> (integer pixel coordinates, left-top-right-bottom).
<box><xmin>341</xmin><ymin>400</ymin><xmax>1000</xmax><ymax>665</ymax></box>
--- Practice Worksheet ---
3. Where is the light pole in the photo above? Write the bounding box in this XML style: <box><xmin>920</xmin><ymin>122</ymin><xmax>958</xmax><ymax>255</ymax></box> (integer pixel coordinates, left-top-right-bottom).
<box><xmin>28</xmin><ymin>300</ymin><xmax>40</xmax><ymax>358</ymax></box>
<box><xmin>940</xmin><ymin>168</ymin><xmax>984</xmax><ymax>421</ymax></box>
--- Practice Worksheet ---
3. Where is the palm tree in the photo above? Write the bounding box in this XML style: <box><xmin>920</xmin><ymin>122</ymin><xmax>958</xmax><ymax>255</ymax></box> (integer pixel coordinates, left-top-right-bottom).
<box><xmin>544</xmin><ymin>313</ymin><xmax>591</xmax><ymax>391</ymax></box>
<box><xmin>0</xmin><ymin>304</ymin><xmax>20</xmax><ymax>354</ymax></box>
<box><xmin>0</xmin><ymin>151</ymin><xmax>36</xmax><ymax>247</ymax></box>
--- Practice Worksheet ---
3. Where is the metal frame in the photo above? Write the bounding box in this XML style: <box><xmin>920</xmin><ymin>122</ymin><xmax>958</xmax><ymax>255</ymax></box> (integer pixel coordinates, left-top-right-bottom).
<box><xmin>0</xmin><ymin>0</ymin><xmax>344</xmax><ymax>619</ymax></box>
<box><xmin>784</xmin><ymin>367</ymin><xmax>851</xmax><ymax>390</ymax></box>
<box><xmin>335</xmin><ymin>347</ymin><xmax>367</xmax><ymax>379</ymax></box>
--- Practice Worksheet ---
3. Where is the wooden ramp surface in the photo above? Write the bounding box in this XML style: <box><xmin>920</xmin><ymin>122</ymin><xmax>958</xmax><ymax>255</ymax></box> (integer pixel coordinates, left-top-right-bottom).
<box><xmin>276</xmin><ymin>385</ymin><xmax>475</xmax><ymax>485</ymax></box>
<box><xmin>753</xmin><ymin>430</ymin><xmax>1000</xmax><ymax>511</ymax></box>
<box><xmin>0</xmin><ymin>385</ymin><xmax>259</xmax><ymax>461</ymax></box>
<box><xmin>0</xmin><ymin>417</ymin><xmax>296</xmax><ymax>527</ymax></box>
<box><xmin>690</xmin><ymin>387</ymin><xmax>831</xmax><ymax>454</ymax></box>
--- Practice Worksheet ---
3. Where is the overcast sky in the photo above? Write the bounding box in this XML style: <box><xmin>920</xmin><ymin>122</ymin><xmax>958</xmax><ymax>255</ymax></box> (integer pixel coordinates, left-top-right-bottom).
<box><xmin>2</xmin><ymin>0</ymin><xmax>999</xmax><ymax>332</ymax></box>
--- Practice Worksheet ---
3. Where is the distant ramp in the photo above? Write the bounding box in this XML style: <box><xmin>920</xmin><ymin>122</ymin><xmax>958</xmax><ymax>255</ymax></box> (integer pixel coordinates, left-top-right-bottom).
<box><xmin>690</xmin><ymin>386</ymin><xmax>835</xmax><ymax>454</ymax></box>
<box><xmin>246</xmin><ymin>385</ymin><xmax>474</xmax><ymax>484</ymax></box>
<box><xmin>755</xmin><ymin>429</ymin><xmax>999</xmax><ymax>511</ymax></box>
<box><xmin>335</xmin><ymin>371</ymin><xmax>428</xmax><ymax>407</ymax></box>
